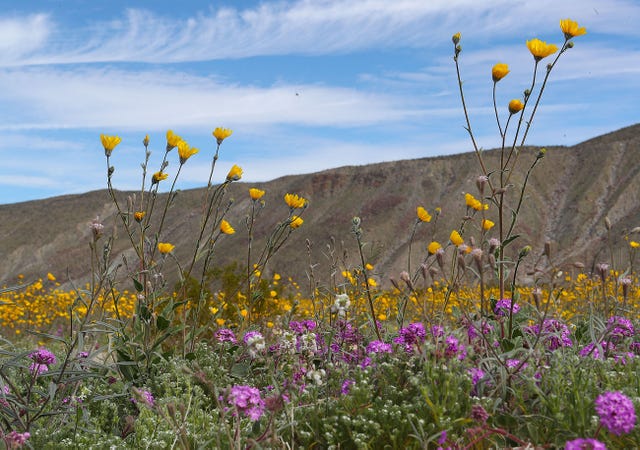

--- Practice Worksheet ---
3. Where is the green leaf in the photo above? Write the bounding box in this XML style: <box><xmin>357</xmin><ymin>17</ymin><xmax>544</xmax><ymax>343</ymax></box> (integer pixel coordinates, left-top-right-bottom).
<box><xmin>133</xmin><ymin>278</ymin><xmax>144</xmax><ymax>292</ymax></box>
<box><xmin>156</xmin><ymin>315</ymin><xmax>170</xmax><ymax>331</ymax></box>
<box><xmin>502</xmin><ymin>234</ymin><xmax>520</xmax><ymax>249</ymax></box>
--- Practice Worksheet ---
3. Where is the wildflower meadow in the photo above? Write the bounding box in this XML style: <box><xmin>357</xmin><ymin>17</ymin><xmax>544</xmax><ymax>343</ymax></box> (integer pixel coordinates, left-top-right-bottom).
<box><xmin>2</xmin><ymin>19</ymin><xmax>640</xmax><ymax>449</ymax></box>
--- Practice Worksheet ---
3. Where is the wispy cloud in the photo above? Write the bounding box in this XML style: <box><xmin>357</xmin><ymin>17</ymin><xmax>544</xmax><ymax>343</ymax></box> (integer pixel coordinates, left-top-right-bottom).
<box><xmin>6</xmin><ymin>0</ymin><xmax>637</xmax><ymax>66</ymax></box>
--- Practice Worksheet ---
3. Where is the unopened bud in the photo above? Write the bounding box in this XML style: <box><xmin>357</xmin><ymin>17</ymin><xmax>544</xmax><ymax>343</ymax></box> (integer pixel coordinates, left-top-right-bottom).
<box><xmin>518</xmin><ymin>245</ymin><xmax>532</xmax><ymax>259</ymax></box>
<box><xmin>390</xmin><ymin>277</ymin><xmax>401</xmax><ymax>291</ymax></box>
<box><xmin>532</xmin><ymin>287</ymin><xmax>542</xmax><ymax>310</ymax></box>
<box><xmin>420</xmin><ymin>263</ymin><xmax>429</xmax><ymax>281</ymax></box>
<box><xmin>436</xmin><ymin>248</ymin><xmax>445</xmax><ymax>270</ymax></box>
<box><xmin>488</xmin><ymin>254</ymin><xmax>496</xmax><ymax>269</ymax></box>
<box><xmin>573</xmin><ymin>261</ymin><xmax>585</xmax><ymax>269</ymax></box>
<box><xmin>457</xmin><ymin>253</ymin><xmax>466</xmax><ymax>272</ymax></box>
<box><xmin>566</xmin><ymin>41</ymin><xmax>574</xmax><ymax>49</ymax></box>
<box><xmin>476</xmin><ymin>175</ymin><xmax>488</xmax><ymax>195</ymax></box>
<box><xmin>604</xmin><ymin>216</ymin><xmax>612</xmax><ymax>231</ymax></box>
<box><xmin>452</xmin><ymin>32</ymin><xmax>461</xmax><ymax>45</ymax></box>
<box><xmin>400</xmin><ymin>271</ymin><xmax>414</xmax><ymax>291</ymax></box>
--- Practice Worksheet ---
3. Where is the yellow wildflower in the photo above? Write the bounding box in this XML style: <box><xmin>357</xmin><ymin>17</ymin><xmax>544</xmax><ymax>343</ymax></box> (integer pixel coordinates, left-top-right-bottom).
<box><xmin>213</xmin><ymin>127</ymin><xmax>233</xmax><ymax>145</ymax></box>
<box><xmin>166</xmin><ymin>130</ymin><xmax>182</xmax><ymax>151</ymax></box>
<box><xmin>226</xmin><ymin>164</ymin><xmax>243</xmax><ymax>182</ymax></box>
<box><xmin>492</xmin><ymin>63</ymin><xmax>509</xmax><ymax>82</ymax></box>
<box><xmin>428</xmin><ymin>241</ymin><xmax>442</xmax><ymax>254</ymax></box>
<box><xmin>417</xmin><ymin>206</ymin><xmax>432</xmax><ymax>222</ymax></box>
<box><xmin>143</xmin><ymin>134</ymin><xmax>150</xmax><ymax>147</ymax></box>
<box><xmin>560</xmin><ymin>19</ymin><xmax>586</xmax><ymax>39</ymax></box>
<box><xmin>220</xmin><ymin>219</ymin><xmax>235</xmax><ymax>235</ymax></box>
<box><xmin>100</xmin><ymin>134</ymin><xmax>121</xmax><ymax>156</ymax></box>
<box><xmin>509</xmin><ymin>99</ymin><xmax>524</xmax><ymax>114</ymax></box>
<box><xmin>134</xmin><ymin>211</ymin><xmax>145</xmax><ymax>222</ymax></box>
<box><xmin>465</xmin><ymin>193</ymin><xmax>488</xmax><ymax>211</ymax></box>
<box><xmin>452</xmin><ymin>32</ymin><xmax>461</xmax><ymax>44</ymax></box>
<box><xmin>152</xmin><ymin>171</ymin><xmax>169</xmax><ymax>184</ymax></box>
<box><xmin>526</xmin><ymin>38</ymin><xmax>558</xmax><ymax>61</ymax></box>
<box><xmin>482</xmin><ymin>219</ymin><xmax>495</xmax><ymax>231</ymax></box>
<box><xmin>378</xmin><ymin>313</ymin><xmax>387</xmax><ymax>321</ymax></box>
<box><xmin>249</xmin><ymin>188</ymin><xmax>265</xmax><ymax>201</ymax></box>
<box><xmin>630</xmin><ymin>241</ymin><xmax>640</xmax><ymax>249</ymax></box>
<box><xmin>216</xmin><ymin>318</ymin><xmax>226</xmax><ymax>326</ymax></box>
<box><xmin>284</xmin><ymin>193</ymin><xmax>307</xmax><ymax>209</ymax></box>
<box><xmin>240</xmin><ymin>309</ymin><xmax>248</xmax><ymax>318</ymax></box>
<box><xmin>47</xmin><ymin>272</ymin><xmax>56</xmax><ymax>282</ymax></box>
<box><xmin>290</xmin><ymin>215</ymin><xmax>304</xmax><ymax>229</ymax></box>
<box><xmin>368</xmin><ymin>278</ymin><xmax>377</xmax><ymax>287</ymax></box>
<box><xmin>365</xmin><ymin>263</ymin><xmax>374</xmax><ymax>271</ymax></box>
<box><xmin>177</xmin><ymin>140</ymin><xmax>199</xmax><ymax>164</ymax></box>
<box><xmin>450</xmin><ymin>230</ymin><xmax>464</xmax><ymax>246</ymax></box>
<box><xmin>157</xmin><ymin>242</ymin><xmax>175</xmax><ymax>254</ymax></box>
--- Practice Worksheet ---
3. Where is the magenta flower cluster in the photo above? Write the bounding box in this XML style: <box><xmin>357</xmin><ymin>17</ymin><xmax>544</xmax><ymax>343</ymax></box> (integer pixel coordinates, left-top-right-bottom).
<box><xmin>494</xmin><ymin>298</ymin><xmax>520</xmax><ymax>316</ymax></box>
<box><xmin>594</xmin><ymin>390</ymin><xmax>636</xmax><ymax>436</ymax></box>
<box><xmin>525</xmin><ymin>319</ymin><xmax>572</xmax><ymax>351</ymax></box>
<box><xmin>227</xmin><ymin>385</ymin><xmax>265</xmax><ymax>421</ymax></box>
<box><xmin>215</xmin><ymin>328</ymin><xmax>237</xmax><ymax>344</ymax></box>
<box><xmin>29</xmin><ymin>348</ymin><xmax>56</xmax><ymax>376</ymax></box>
<box><xmin>394</xmin><ymin>322</ymin><xmax>426</xmax><ymax>352</ymax></box>
<box><xmin>564</xmin><ymin>438</ymin><xmax>606</xmax><ymax>450</ymax></box>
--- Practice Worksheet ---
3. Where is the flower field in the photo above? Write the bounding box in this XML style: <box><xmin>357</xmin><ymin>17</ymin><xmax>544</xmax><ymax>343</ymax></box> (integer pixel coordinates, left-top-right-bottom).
<box><xmin>1</xmin><ymin>18</ymin><xmax>639</xmax><ymax>450</ymax></box>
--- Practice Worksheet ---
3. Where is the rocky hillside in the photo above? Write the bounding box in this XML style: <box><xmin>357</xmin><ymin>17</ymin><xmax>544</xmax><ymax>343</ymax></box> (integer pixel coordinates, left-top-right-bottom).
<box><xmin>1</xmin><ymin>124</ymin><xmax>639</xmax><ymax>290</ymax></box>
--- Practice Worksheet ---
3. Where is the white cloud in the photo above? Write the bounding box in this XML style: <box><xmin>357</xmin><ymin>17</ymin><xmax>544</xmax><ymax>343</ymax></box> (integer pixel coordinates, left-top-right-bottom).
<box><xmin>0</xmin><ymin>67</ymin><xmax>423</xmax><ymax>130</ymax></box>
<box><xmin>0</xmin><ymin>14</ymin><xmax>51</xmax><ymax>65</ymax></box>
<box><xmin>8</xmin><ymin>0</ymin><xmax>638</xmax><ymax>66</ymax></box>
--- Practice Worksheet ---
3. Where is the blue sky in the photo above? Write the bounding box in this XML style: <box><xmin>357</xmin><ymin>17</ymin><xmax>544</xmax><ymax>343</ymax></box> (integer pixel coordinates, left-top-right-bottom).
<box><xmin>0</xmin><ymin>0</ymin><xmax>638</xmax><ymax>204</ymax></box>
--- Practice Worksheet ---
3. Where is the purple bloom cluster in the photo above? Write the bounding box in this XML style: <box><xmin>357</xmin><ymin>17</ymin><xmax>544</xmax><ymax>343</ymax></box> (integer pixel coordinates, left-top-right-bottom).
<box><xmin>289</xmin><ymin>320</ymin><xmax>317</xmax><ymax>334</ymax></box>
<box><xmin>131</xmin><ymin>389</ymin><xmax>155</xmax><ymax>407</ymax></box>
<box><xmin>227</xmin><ymin>385</ymin><xmax>265</xmax><ymax>421</ymax></box>
<box><xmin>394</xmin><ymin>322</ymin><xmax>426</xmax><ymax>352</ymax></box>
<box><xmin>467</xmin><ymin>320</ymin><xmax>493</xmax><ymax>340</ymax></box>
<box><xmin>329</xmin><ymin>320</ymin><xmax>361</xmax><ymax>363</ymax></box>
<box><xmin>29</xmin><ymin>348</ymin><xmax>56</xmax><ymax>376</ymax></box>
<box><xmin>525</xmin><ymin>319</ymin><xmax>573</xmax><ymax>351</ymax></box>
<box><xmin>579</xmin><ymin>341</ymin><xmax>616</xmax><ymax>360</ymax></box>
<box><xmin>4</xmin><ymin>431</ymin><xmax>31</xmax><ymax>447</ymax></box>
<box><xmin>494</xmin><ymin>298</ymin><xmax>520</xmax><ymax>316</ymax></box>
<box><xmin>607</xmin><ymin>316</ymin><xmax>635</xmax><ymax>339</ymax></box>
<box><xmin>468</xmin><ymin>367</ymin><xmax>485</xmax><ymax>386</ymax></box>
<box><xmin>444</xmin><ymin>335</ymin><xmax>467</xmax><ymax>360</ymax></box>
<box><xmin>215</xmin><ymin>328</ymin><xmax>238</xmax><ymax>344</ymax></box>
<box><xmin>564</xmin><ymin>438</ymin><xmax>606</xmax><ymax>450</ymax></box>
<box><xmin>366</xmin><ymin>340</ymin><xmax>393</xmax><ymax>355</ymax></box>
<box><xmin>595</xmin><ymin>390</ymin><xmax>636</xmax><ymax>436</ymax></box>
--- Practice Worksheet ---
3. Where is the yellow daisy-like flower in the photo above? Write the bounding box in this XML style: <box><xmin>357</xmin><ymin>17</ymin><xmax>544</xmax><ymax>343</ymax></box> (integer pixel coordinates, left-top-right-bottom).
<box><xmin>100</xmin><ymin>134</ymin><xmax>121</xmax><ymax>156</ymax></box>
<box><xmin>508</xmin><ymin>99</ymin><xmax>524</xmax><ymax>114</ymax></box>
<box><xmin>465</xmin><ymin>193</ymin><xmax>488</xmax><ymax>211</ymax></box>
<box><xmin>284</xmin><ymin>193</ymin><xmax>307</xmax><ymax>209</ymax></box>
<box><xmin>450</xmin><ymin>230</ymin><xmax>464</xmax><ymax>246</ymax></box>
<box><xmin>526</xmin><ymin>38</ymin><xmax>558</xmax><ymax>61</ymax></box>
<box><xmin>220</xmin><ymin>219</ymin><xmax>235</xmax><ymax>235</ymax></box>
<box><xmin>367</xmin><ymin>278</ymin><xmax>377</xmax><ymax>287</ymax></box>
<box><xmin>290</xmin><ymin>215</ymin><xmax>304</xmax><ymax>229</ymax></box>
<box><xmin>143</xmin><ymin>134</ymin><xmax>150</xmax><ymax>147</ymax></box>
<box><xmin>152</xmin><ymin>171</ymin><xmax>169</xmax><ymax>184</ymax></box>
<box><xmin>177</xmin><ymin>140</ymin><xmax>199</xmax><ymax>164</ymax></box>
<box><xmin>226</xmin><ymin>164</ymin><xmax>243</xmax><ymax>182</ymax></box>
<box><xmin>630</xmin><ymin>241</ymin><xmax>640</xmax><ymax>249</ymax></box>
<box><xmin>428</xmin><ymin>241</ymin><xmax>442</xmax><ymax>255</ymax></box>
<box><xmin>213</xmin><ymin>127</ymin><xmax>233</xmax><ymax>145</ymax></box>
<box><xmin>249</xmin><ymin>188</ymin><xmax>265</xmax><ymax>201</ymax></box>
<box><xmin>482</xmin><ymin>219</ymin><xmax>495</xmax><ymax>231</ymax></box>
<box><xmin>560</xmin><ymin>19</ymin><xmax>586</xmax><ymax>39</ymax></box>
<box><xmin>492</xmin><ymin>63</ymin><xmax>510</xmax><ymax>82</ymax></box>
<box><xmin>157</xmin><ymin>242</ymin><xmax>175</xmax><ymax>254</ymax></box>
<box><xmin>365</xmin><ymin>263</ymin><xmax>374</xmax><ymax>271</ymax></box>
<box><xmin>416</xmin><ymin>206</ymin><xmax>432</xmax><ymax>223</ymax></box>
<box><xmin>166</xmin><ymin>130</ymin><xmax>182</xmax><ymax>151</ymax></box>
<box><xmin>134</xmin><ymin>211</ymin><xmax>145</xmax><ymax>222</ymax></box>
<box><xmin>47</xmin><ymin>272</ymin><xmax>56</xmax><ymax>282</ymax></box>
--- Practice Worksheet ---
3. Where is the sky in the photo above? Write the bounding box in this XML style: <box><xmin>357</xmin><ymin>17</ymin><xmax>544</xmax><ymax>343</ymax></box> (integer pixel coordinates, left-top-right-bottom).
<box><xmin>0</xmin><ymin>0</ymin><xmax>638</xmax><ymax>205</ymax></box>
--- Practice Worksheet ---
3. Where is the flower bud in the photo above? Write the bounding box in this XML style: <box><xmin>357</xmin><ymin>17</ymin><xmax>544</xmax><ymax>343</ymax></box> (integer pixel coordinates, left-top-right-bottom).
<box><xmin>452</xmin><ymin>32</ymin><xmax>461</xmax><ymax>45</ymax></box>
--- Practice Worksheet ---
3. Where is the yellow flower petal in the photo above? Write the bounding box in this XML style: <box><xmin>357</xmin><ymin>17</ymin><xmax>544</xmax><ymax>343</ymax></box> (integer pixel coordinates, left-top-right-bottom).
<box><xmin>428</xmin><ymin>241</ymin><xmax>442</xmax><ymax>254</ymax></box>
<box><xmin>492</xmin><ymin>63</ymin><xmax>509</xmax><ymax>82</ymax></box>
<box><xmin>450</xmin><ymin>230</ymin><xmax>464</xmax><ymax>246</ymax></box>
<box><xmin>416</xmin><ymin>206</ymin><xmax>432</xmax><ymax>223</ymax></box>
<box><xmin>220</xmin><ymin>219</ymin><xmax>235</xmax><ymax>235</ymax></box>
<box><xmin>526</xmin><ymin>38</ymin><xmax>558</xmax><ymax>61</ymax></box>
<box><xmin>509</xmin><ymin>99</ymin><xmax>524</xmax><ymax>114</ymax></box>
<box><xmin>226</xmin><ymin>164</ymin><xmax>243</xmax><ymax>182</ymax></box>
<box><xmin>249</xmin><ymin>188</ymin><xmax>265</xmax><ymax>201</ymax></box>
<box><xmin>157</xmin><ymin>242</ymin><xmax>175</xmax><ymax>254</ymax></box>
<box><xmin>213</xmin><ymin>127</ymin><xmax>233</xmax><ymax>144</ymax></box>
<box><xmin>290</xmin><ymin>215</ymin><xmax>304</xmax><ymax>229</ymax></box>
<box><xmin>284</xmin><ymin>193</ymin><xmax>307</xmax><ymax>209</ymax></box>
<box><xmin>560</xmin><ymin>18</ymin><xmax>586</xmax><ymax>39</ymax></box>
<box><xmin>100</xmin><ymin>134</ymin><xmax>122</xmax><ymax>156</ymax></box>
